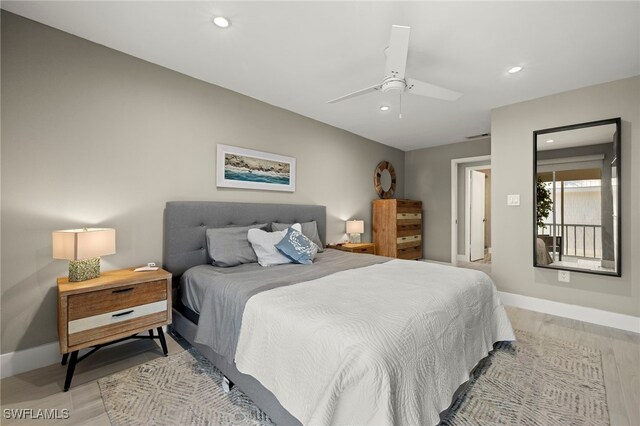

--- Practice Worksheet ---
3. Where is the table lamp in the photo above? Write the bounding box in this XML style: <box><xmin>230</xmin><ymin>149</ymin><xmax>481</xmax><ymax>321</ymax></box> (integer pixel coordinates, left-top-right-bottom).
<box><xmin>346</xmin><ymin>220</ymin><xmax>364</xmax><ymax>244</ymax></box>
<box><xmin>52</xmin><ymin>228</ymin><xmax>116</xmax><ymax>282</ymax></box>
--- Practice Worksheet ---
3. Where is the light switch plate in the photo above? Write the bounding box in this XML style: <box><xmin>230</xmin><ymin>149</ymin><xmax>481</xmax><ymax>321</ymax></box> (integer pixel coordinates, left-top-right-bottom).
<box><xmin>558</xmin><ymin>270</ymin><xmax>570</xmax><ymax>282</ymax></box>
<box><xmin>507</xmin><ymin>194</ymin><xmax>520</xmax><ymax>206</ymax></box>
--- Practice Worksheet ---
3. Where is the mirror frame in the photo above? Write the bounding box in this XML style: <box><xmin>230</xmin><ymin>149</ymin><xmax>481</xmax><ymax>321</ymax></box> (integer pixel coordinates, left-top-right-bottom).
<box><xmin>532</xmin><ymin>117</ymin><xmax>621</xmax><ymax>277</ymax></box>
<box><xmin>374</xmin><ymin>161</ymin><xmax>397</xmax><ymax>199</ymax></box>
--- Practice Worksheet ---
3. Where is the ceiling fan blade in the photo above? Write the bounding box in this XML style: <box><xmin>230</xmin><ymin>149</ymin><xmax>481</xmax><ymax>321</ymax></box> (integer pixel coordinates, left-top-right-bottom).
<box><xmin>405</xmin><ymin>78</ymin><xmax>463</xmax><ymax>101</ymax></box>
<box><xmin>327</xmin><ymin>83</ymin><xmax>382</xmax><ymax>104</ymax></box>
<box><xmin>384</xmin><ymin>25</ymin><xmax>411</xmax><ymax>80</ymax></box>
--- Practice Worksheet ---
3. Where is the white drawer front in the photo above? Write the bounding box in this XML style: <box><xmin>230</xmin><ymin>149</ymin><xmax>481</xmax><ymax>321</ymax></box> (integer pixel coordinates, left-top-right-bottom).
<box><xmin>68</xmin><ymin>300</ymin><xmax>166</xmax><ymax>334</ymax></box>
<box><xmin>397</xmin><ymin>235</ymin><xmax>422</xmax><ymax>244</ymax></box>
<box><xmin>396</xmin><ymin>213</ymin><xmax>422</xmax><ymax>220</ymax></box>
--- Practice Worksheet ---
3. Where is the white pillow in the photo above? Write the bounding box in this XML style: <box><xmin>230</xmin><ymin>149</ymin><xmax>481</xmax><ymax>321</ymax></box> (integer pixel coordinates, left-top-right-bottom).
<box><xmin>248</xmin><ymin>224</ymin><xmax>302</xmax><ymax>267</ymax></box>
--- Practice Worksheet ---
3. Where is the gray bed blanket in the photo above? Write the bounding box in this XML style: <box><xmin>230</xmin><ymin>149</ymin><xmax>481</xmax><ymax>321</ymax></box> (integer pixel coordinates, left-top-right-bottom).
<box><xmin>187</xmin><ymin>250</ymin><xmax>389</xmax><ymax>361</ymax></box>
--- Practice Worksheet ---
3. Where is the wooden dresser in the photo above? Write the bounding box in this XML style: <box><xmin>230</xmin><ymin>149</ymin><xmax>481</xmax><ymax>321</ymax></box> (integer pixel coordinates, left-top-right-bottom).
<box><xmin>372</xmin><ymin>199</ymin><xmax>423</xmax><ymax>259</ymax></box>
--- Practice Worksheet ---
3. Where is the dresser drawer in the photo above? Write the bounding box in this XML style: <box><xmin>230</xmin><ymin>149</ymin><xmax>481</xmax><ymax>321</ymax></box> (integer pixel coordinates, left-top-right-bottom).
<box><xmin>397</xmin><ymin>240</ymin><xmax>421</xmax><ymax>250</ymax></box>
<box><xmin>396</xmin><ymin>234</ymin><xmax>421</xmax><ymax>244</ymax></box>
<box><xmin>397</xmin><ymin>224</ymin><xmax>421</xmax><ymax>237</ymax></box>
<box><xmin>68</xmin><ymin>280</ymin><xmax>167</xmax><ymax>321</ymax></box>
<box><xmin>396</xmin><ymin>200</ymin><xmax>422</xmax><ymax>212</ymax></box>
<box><xmin>397</xmin><ymin>246</ymin><xmax>422</xmax><ymax>260</ymax></box>
<box><xmin>396</xmin><ymin>212</ymin><xmax>422</xmax><ymax>221</ymax></box>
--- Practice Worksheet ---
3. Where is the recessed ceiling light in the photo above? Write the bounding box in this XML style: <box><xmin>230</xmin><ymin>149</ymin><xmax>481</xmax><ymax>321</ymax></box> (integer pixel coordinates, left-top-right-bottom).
<box><xmin>213</xmin><ymin>16</ymin><xmax>230</xmax><ymax>28</ymax></box>
<box><xmin>508</xmin><ymin>66</ymin><xmax>523</xmax><ymax>74</ymax></box>
<box><xmin>380</xmin><ymin>105</ymin><xmax>390</xmax><ymax>111</ymax></box>
<box><xmin>546</xmin><ymin>139</ymin><xmax>554</xmax><ymax>143</ymax></box>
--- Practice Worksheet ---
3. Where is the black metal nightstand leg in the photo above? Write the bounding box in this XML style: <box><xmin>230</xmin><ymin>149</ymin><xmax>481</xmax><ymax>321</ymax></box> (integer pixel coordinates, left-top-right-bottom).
<box><xmin>61</xmin><ymin>353</ymin><xmax>69</xmax><ymax>366</ymax></box>
<box><xmin>157</xmin><ymin>327</ymin><xmax>168</xmax><ymax>356</ymax></box>
<box><xmin>148</xmin><ymin>329</ymin><xmax>154</xmax><ymax>338</ymax></box>
<box><xmin>63</xmin><ymin>351</ymin><xmax>78</xmax><ymax>392</ymax></box>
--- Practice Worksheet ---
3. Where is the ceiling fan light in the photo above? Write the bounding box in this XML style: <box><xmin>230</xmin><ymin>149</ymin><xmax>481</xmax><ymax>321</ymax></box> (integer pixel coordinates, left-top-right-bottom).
<box><xmin>508</xmin><ymin>66</ymin><xmax>524</xmax><ymax>74</ymax></box>
<box><xmin>213</xmin><ymin>16</ymin><xmax>230</xmax><ymax>28</ymax></box>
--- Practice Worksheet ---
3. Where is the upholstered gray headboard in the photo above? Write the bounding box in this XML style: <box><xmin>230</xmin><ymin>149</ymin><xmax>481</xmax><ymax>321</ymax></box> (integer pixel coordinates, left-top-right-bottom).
<box><xmin>163</xmin><ymin>201</ymin><xmax>326</xmax><ymax>278</ymax></box>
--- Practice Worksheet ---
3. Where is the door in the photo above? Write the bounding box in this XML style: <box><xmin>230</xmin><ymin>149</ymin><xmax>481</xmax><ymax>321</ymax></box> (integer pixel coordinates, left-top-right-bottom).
<box><xmin>470</xmin><ymin>170</ymin><xmax>486</xmax><ymax>261</ymax></box>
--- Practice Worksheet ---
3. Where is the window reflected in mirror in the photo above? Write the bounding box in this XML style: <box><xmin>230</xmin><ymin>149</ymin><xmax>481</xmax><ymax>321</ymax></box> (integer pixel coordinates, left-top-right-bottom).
<box><xmin>534</xmin><ymin>118</ymin><xmax>620</xmax><ymax>276</ymax></box>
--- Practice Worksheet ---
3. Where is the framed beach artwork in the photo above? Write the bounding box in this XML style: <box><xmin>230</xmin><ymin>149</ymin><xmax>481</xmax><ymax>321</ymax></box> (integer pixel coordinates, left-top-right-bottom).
<box><xmin>216</xmin><ymin>144</ymin><xmax>296</xmax><ymax>192</ymax></box>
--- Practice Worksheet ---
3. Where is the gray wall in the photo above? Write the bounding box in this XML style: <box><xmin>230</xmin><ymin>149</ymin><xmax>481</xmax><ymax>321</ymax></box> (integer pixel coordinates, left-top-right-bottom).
<box><xmin>404</xmin><ymin>138</ymin><xmax>491</xmax><ymax>262</ymax></box>
<box><xmin>492</xmin><ymin>75</ymin><xmax>639</xmax><ymax>317</ymax></box>
<box><xmin>0</xmin><ymin>12</ymin><xmax>405</xmax><ymax>354</ymax></box>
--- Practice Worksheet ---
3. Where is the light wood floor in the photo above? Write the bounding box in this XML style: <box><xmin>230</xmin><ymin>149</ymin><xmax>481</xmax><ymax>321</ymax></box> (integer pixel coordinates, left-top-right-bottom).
<box><xmin>1</xmin><ymin>307</ymin><xmax>638</xmax><ymax>425</ymax></box>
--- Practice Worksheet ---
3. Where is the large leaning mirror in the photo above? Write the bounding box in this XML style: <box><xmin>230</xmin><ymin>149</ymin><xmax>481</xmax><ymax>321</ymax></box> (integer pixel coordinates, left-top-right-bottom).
<box><xmin>533</xmin><ymin>118</ymin><xmax>621</xmax><ymax>276</ymax></box>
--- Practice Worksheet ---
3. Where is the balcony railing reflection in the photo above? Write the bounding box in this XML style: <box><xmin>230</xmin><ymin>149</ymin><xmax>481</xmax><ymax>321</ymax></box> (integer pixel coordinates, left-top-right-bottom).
<box><xmin>539</xmin><ymin>223</ymin><xmax>602</xmax><ymax>259</ymax></box>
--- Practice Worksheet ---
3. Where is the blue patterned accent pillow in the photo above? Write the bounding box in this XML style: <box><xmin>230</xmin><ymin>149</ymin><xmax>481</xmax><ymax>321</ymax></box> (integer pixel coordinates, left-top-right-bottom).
<box><xmin>275</xmin><ymin>227</ymin><xmax>318</xmax><ymax>265</ymax></box>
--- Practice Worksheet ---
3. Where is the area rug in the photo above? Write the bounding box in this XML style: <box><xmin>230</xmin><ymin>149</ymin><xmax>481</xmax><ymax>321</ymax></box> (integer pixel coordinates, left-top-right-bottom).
<box><xmin>98</xmin><ymin>348</ymin><xmax>273</xmax><ymax>426</ymax></box>
<box><xmin>99</xmin><ymin>330</ymin><xmax>609</xmax><ymax>426</ymax></box>
<box><xmin>440</xmin><ymin>330</ymin><xmax>609</xmax><ymax>425</ymax></box>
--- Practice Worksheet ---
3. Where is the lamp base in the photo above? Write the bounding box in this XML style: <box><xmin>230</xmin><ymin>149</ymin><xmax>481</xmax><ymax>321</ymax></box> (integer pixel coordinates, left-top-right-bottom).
<box><xmin>69</xmin><ymin>257</ymin><xmax>101</xmax><ymax>282</ymax></box>
<box><xmin>349</xmin><ymin>233</ymin><xmax>361</xmax><ymax>244</ymax></box>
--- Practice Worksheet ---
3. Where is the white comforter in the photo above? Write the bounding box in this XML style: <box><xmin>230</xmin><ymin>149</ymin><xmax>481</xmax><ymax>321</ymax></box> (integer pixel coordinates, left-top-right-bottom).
<box><xmin>235</xmin><ymin>260</ymin><xmax>514</xmax><ymax>426</ymax></box>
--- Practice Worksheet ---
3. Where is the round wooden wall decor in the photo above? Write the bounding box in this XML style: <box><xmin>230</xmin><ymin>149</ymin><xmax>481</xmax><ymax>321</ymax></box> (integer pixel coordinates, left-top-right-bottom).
<box><xmin>374</xmin><ymin>161</ymin><xmax>397</xmax><ymax>199</ymax></box>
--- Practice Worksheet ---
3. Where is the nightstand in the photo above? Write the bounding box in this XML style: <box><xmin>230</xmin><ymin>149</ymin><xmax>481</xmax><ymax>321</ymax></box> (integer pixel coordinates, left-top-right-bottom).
<box><xmin>327</xmin><ymin>243</ymin><xmax>376</xmax><ymax>255</ymax></box>
<box><xmin>57</xmin><ymin>267</ymin><xmax>172</xmax><ymax>391</ymax></box>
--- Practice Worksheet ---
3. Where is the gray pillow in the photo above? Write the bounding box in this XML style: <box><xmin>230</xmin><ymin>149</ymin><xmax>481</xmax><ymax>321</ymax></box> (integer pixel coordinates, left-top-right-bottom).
<box><xmin>271</xmin><ymin>221</ymin><xmax>324</xmax><ymax>251</ymax></box>
<box><xmin>206</xmin><ymin>223</ymin><xmax>267</xmax><ymax>267</ymax></box>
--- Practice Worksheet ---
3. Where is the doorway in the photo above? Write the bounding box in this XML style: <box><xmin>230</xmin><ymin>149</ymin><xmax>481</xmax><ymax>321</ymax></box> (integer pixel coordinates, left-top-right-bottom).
<box><xmin>450</xmin><ymin>155</ymin><xmax>491</xmax><ymax>271</ymax></box>
<box><xmin>466</xmin><ymin>166</ymin><xmax>491</xmax><ymax>263</ymax></box>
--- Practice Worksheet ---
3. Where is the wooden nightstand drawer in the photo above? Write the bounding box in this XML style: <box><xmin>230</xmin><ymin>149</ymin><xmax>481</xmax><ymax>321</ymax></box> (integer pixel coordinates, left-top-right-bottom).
<box><xmin>350</xmin><ymin>246</ymin><xmax>375</xmax><ymax>254</ymax></box>
<box><xmin>68</xmin><ymin>305</ymin><xmax>167</xmax><ymax>347</ymax></box>
<box><xmin>68</xmin><ymin>300</ymin><xmax>168</xmax><ymax>334</ymax></box>
<box><xmin>327</xmin><ymin>243</ymin><xmax>376</xmax><ymax>255</ymax></box>
<box><xmin>68</xmin><ymin>280</ymin><xmax>167</xmax><ymax>320</ymax></box>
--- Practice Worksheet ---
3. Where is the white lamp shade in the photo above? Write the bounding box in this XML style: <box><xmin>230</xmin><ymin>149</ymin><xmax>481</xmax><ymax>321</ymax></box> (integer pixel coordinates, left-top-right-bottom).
<box><xmin>346</xmin><ymin>220</ymin><xmax>364</xmax><ymax>234</ymax></box>
<box><xmin>52</xmin><ymin>228</ymin><xmax>116</xmax><ymax>260</ymax></box>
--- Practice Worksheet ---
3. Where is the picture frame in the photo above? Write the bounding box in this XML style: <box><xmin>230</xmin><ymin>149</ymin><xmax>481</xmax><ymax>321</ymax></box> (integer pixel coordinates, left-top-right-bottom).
<box><xmin>216</xmin><ymin>144</ymin><xmax>296</xmax><ymax>192</ymax></box>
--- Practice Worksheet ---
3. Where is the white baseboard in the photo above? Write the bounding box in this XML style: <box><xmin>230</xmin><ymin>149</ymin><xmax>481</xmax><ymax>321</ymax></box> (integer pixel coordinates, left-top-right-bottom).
<box><xmin>456</xmin><ymin>255</ymin><xmax>467</xmax><ymax>262</ymax></box>
<box><xmin>1</xmin><ymin>325</ymin><xmax>169</xmax><ymax>379</ymax></box>
<box><xmin>1</xmin><ymin>341</ymin><xmax>60</xmax><ymax>379</ymax></box>
<box><xmin>499</xmin><ymin>291</ymin><xmax>640</xmax><ymax>334</ymax></box>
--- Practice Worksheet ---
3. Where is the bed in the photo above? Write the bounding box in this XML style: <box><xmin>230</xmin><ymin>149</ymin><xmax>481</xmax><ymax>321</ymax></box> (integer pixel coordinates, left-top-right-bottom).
<box><xmin>164</xmin><ymin>201</ymin><xmax>514</xmax><ymax>425</ymax></box>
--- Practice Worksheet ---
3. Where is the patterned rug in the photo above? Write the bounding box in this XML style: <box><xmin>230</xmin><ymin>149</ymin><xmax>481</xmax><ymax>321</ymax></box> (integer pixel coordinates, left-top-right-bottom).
<box><xmin>98</xmin><ymin>330</ymin><xmax>609</xmax><ymax>426</ymax></box>
<box><xmin>99</xmin><ymin>349</ymin><xmax>273</xmax><ymax>426</ymax></box>
<box><xmin>440</xmin><ymin>330</ymin><xmax>609</xmax><ymax>425</ymax></box>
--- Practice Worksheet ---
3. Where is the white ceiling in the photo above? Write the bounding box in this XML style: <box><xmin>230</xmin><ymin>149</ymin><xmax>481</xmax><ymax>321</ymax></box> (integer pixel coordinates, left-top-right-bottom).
<box><xmin>3</xmin><ymin>1</ymin><xmax>639</xmax><ymax>151</ymax></box>
<box><xmin>537</xmin><ymin>123</ymin><xmax>617</xmax><ymax>151</ymax></box>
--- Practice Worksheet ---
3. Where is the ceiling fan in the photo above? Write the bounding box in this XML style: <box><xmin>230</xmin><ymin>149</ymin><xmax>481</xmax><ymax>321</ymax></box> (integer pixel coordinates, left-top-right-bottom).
<box><xmin>327</xmin><ymin>25</ymin><xmax>462</xmax><ymax>112</ymax></box>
